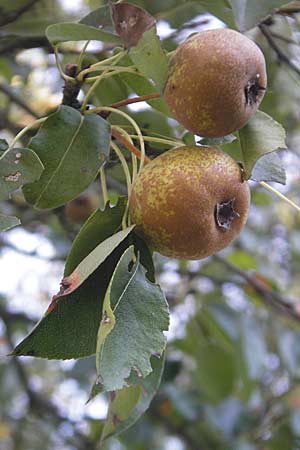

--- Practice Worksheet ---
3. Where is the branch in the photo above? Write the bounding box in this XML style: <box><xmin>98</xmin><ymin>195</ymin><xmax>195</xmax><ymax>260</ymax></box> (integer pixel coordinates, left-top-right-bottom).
<box><xmin>0</xmin><ymin>305</ymin><xmax>97</xmax><ymax>450</ymax></box>
<box><xmin>259</xmin><ymin>24</ymin><xmax>300</xmax><ymax>77</ymax></box>
<box><xmin>0</xmin><ymin>236</ymin><xmax>65</xmax><ymax>261</ymax></box>
<box><xmin>214</xmin><ymin>254</ymin><xmax>300</xmax><ymax>322</ymax></box>
<box><xmin>0</xmin><ymin>35</ymin><xmax>51</xmax><ymax>54</ymax></box>
<box><xmin>0</xmin><ymin>0</ymin><xmax>41</xmax><ymax>26</ymax></box>
<box><xmin>0</xmin><ymin>82</ymin><xmax>39</xmax><ymax>118</ymax></box>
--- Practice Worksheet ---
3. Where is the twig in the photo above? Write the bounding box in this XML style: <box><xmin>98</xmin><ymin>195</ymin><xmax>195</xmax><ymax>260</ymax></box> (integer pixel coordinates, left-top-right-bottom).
<box><xmin>214</xmin><ymin>254</ymin><xmax>300</xmax><ymax>322</ymax></box>
<box><xmin>259</xmin><ymin>24</ymin><xmax>300</xmax><ymax>77</ymax></box>
<box><xmin>0</xmin><ymin>35</ymin><xmax>52</xmax><ymax>54</ymax></box>
<box><xmin>61</xmin><ymin>64</ymin><xmax>83</xmax><ymax>108</ymax></box>
<box><xmin>108</xmin><ymin>93</ymin><xmax>160</xmax><ymax>109</ymax></box>
<box><xmin>0</xmin><ymin>81</ymin><xmax>39</xmax><ymax>118</ymax></box>
<box><xmin>0</xmin><ymin>236</ymin><xmax>65</xmax><ymax>261</ymax></box>
<box><xmin>112</xmin><ymin>128</ymin><xmax>151</xmax><ymax>164</ymax></box>
<box><xmin>0</xmin><ymin>0</ymin><xmax>41</xmax><ymax>26</ymax></box>
<box><xmin>0</xmin><ymin>303</ymin><xmax>36</xmax><ymax>325</ymax></box>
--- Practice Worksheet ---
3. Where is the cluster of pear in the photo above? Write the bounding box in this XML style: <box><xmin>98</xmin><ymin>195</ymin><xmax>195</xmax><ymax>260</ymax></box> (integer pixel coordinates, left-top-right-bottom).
<box><xmin>129</xmin><ymin>28</ymin><xmax>267</xmax><ymax>260</ymax></box>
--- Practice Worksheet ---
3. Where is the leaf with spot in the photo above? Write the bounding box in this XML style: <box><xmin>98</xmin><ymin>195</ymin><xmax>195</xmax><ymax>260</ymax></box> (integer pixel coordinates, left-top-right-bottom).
<box><xmin>238</xmin><ymin>110</ymin><xmax>287</xmax><ymax>182</ymax></box>
<box><xmin>0</xmin><ymin>148</ymin><xmax>44</xmax><ymax>201</ymax></box>
<box><xmin>51</xmin><ymin>225</ymin><xmax>135</xmax><ymax>302</ymax></box>
<box><xmin>23</xmin><ymin>106</ymin><xmax>111</xmax><ymax>209</ymax></box>
<box><xmin>100</xmin><ymin>354</ymin><xmax>165</xmax><ymax>442</ymax></box>
<box><xmin>111</xmin><ymin>2</ymin><xmax>156</xmax><ymax>48</ymax></box>
<box><xmin>0</xmin><ymin>213</ymin><xmax>20</xmax><ymax>232</ymax></box>
<box><xmin>12</xmin><ymin>199</ymin><xmax>131</xmax><ymax>360</ymax></box>
<box><xmin>95</xmin><ymin>246</ymin><xmax>169</xmax><ymax>392</ymax></box>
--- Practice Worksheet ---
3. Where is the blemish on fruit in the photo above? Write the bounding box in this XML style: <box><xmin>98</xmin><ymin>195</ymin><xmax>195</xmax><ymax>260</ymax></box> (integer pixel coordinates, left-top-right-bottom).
<box><xmin>245</xmin><ymin>74</ymin><xmax>266</xmax><ymax>106</ymax></box>
<box><xmin>215</xmin><ymin>198</ymin><xmax>239</xmax><ymax>231</ymax></box>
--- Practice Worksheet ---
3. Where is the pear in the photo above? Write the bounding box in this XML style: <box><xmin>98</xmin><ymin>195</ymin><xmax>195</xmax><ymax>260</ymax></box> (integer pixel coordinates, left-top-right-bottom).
<box><xmin>129</xmin><ymin>146</ymin><xmax>250</xmax><ymax>260</ymax></box>
<box><xmin>164</xmin><ymin>28</ymin><xmax>267</xmax><ymax>137</ymax></box>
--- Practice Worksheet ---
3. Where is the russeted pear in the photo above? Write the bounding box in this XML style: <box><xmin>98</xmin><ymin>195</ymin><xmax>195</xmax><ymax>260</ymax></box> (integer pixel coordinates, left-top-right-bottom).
<box><xmin>129</xmin><ymin>146</ymin><xmax>250</xmax><ymax>260</ymax></box>
<box><xmin>164</xmin><ymin>28</ymin><xmax>267</xmax><ymax>138</ymax></box>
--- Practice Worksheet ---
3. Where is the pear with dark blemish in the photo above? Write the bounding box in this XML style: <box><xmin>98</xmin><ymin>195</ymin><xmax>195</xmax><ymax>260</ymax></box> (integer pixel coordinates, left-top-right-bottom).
<box><xmin>129</xmin><ymin>145</ymin><xmax>250</xmax><ymax>260</ymax></box>
<box><xmin>164</xmin><ymin>28</ymin><xmax>267</xmax><ymax>138</ymax></box>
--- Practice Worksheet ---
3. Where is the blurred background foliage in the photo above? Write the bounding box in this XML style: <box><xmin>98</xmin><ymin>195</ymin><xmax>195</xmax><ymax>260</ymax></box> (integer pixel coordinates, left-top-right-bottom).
<box><xmin>1</xmin><ymin>0</ymin><xmax>300</xmax><ymax>449</ymax></box>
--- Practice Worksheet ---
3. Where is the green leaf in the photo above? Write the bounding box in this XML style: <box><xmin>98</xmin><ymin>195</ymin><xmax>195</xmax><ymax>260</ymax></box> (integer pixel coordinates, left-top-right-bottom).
<box><xmin>238</xmin><ymin>111</ymin><xmax>287</xmax><ymax>181</ymax></box>
<box><xmin>95</xmin><ymin>246</ymin><xmax>169</xmax><ymax>391</ymax></box>
<box><xmin>101</xmin><ymin>354</ymin><xmax>165</xmax><ymax>441</ymax></box>
<box><xmin>0</xmin><ymin>138</ymin><xmax>9</xmax><ymax>152</ymax></box>
<box><xmin>197</xmin><ymin>0</ymin><xmax>236</xmax><ymax>28</ymax></box>
<box><xmin>195</xmin><ymin>343</ymin><xmax>236</xmax><ymax>402</ymax></box>
<box><xmin>55</xmin><ymin>225</ymin><xmax>135</xmax><ymax>300</ymax></box>
<box><xmin>120</xmin><ymin>72</ymin><xmax>169</xmax><ymax>114</ymax></box>
<box><xmin>251</xmin><ymin>151</ymin><xmax>286</xmax><ymax>184</ymax></box>
<box><xmin>46</xmin><ymin>23</ymin><xmax>121</xmax><ymax>45</ymax></box>
<box><xmin>0</xmin><ymin>148</ymin><xmax>44</xmax><ymax>201</ymax></box>
<box><xmin>12</xmin><ymin>199</ymin><xmax>129</xmax><ymax>360</ymax></box>
<box><xmin>129</xmin><ymin>27</ymin><xmax>169</xmax><ymax>93</ymax></box>
<box><xmin>241</xmin><ymin>316</ymin><xmax>267</xmax><ymax>379</ymax></box>
<box><xmin>230</xmin><ymin>0</ymin><xmax>285</xmax><ymax>30</ymax></box>
<box><xmin>80</xmin><ymin>4</ymin><xmax>114</xmax><ymax>32</ymax></box>
<box><xmin>23</xmin><ymin>106</ymin><xmax>111</xmax><ymax>209</ymax></box>
<box><xmin>227</xmin><ymin>250</ymin><xmax>258</xmax><ymax>270</ymax></box>
<box><xmin>0</xmin><ymin>213</ymin><xmax>20</xmax><ymax>231</ymax></box>
<box><xmin>199</xmin><ymin>134</ymin><xmax>236</xmax><ymax>147</ymax></box>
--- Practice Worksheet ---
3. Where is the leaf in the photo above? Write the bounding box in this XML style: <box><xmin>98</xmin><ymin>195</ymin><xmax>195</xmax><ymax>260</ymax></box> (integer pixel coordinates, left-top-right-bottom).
<box><xmin>12</xmin><ymin>199</ymin><xmax>129</xmax><ymax>360</ymax></box>
<box><xmin>120</xmin><ymin>72</ymin><xmax>169</xmax><ymax>114</ymax></box>
<box><xmin>197</xmin><ymin>0</ymin><xmax>236</xmax><ymax>28</ymax></box>
<box><xmin>129</xmin><ymin>27</ymin><xmax>169</xmax><ymax>93</ymax></box>
<box><xmin>111</xmin><ymin>2</ymin><xmax>156</xmax><ymax>48</ymax></box>
<box><xmin>230</xmin><ymin>0</ymin><xmax>285</xmax><ymax>31</ymax></box>
<box><xmin>199</xmin><ymin>134</ymin><xmax>236</xmax><ymax>147</ymax></box>
<box><xmin>101</xmin><ymin>354</ymin><xmax>165</xmax><ymax>441</ymax></box>
<box><xmin>23</xmin><ymin>106</ymin><xmax>111</xmax><ymax>209</ymax></box>
<box><xmin>52</xmin><ymin>225</ymin><xmax>135</xmax><ymax>301</ymax></box>
<box><xmin>0</xmin><ymin>139</ymin><xmax>9</xmax><ymax>152</ymax></box>
<box><xmin>0</xmin><ymin>148</ymin><xmax>44</xmax><ymax>201</ymax></box>
<box><xmin>80</xmin><ymin>4</ymin><xmax>114</xmax><ymax>32</ymax></box>
<box><xmin>0</xmin><ymin>213</ymin><xmax>20</xmax><ymax>231</ymax></box>
<box><xmin>194</xmin><ymin>343</ymin><xmax>236</xmax><ymax>402</ymax></box>
<box><xmin>241</xmin><ymin>316</ymin><xmax>267</xmax><ymax>379</ymax></box>
<box><xmin>95</xmin><ymin>246</ymin><xmax>169</xmax><ymax>391</ymax></box>
<box><xmin>251</xmin><ymin>150</ymin><xmax>286</xmax><ymax>184</ymax></box>
<box><xmin>46</xmin><ymin>23</ymin><xmax>121</xmax><ymax>45</ymax></box>
<box><xmin>238</xmin><ymin>110</ymin><xmax>287</xmax><ymax>181</ymax></box>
